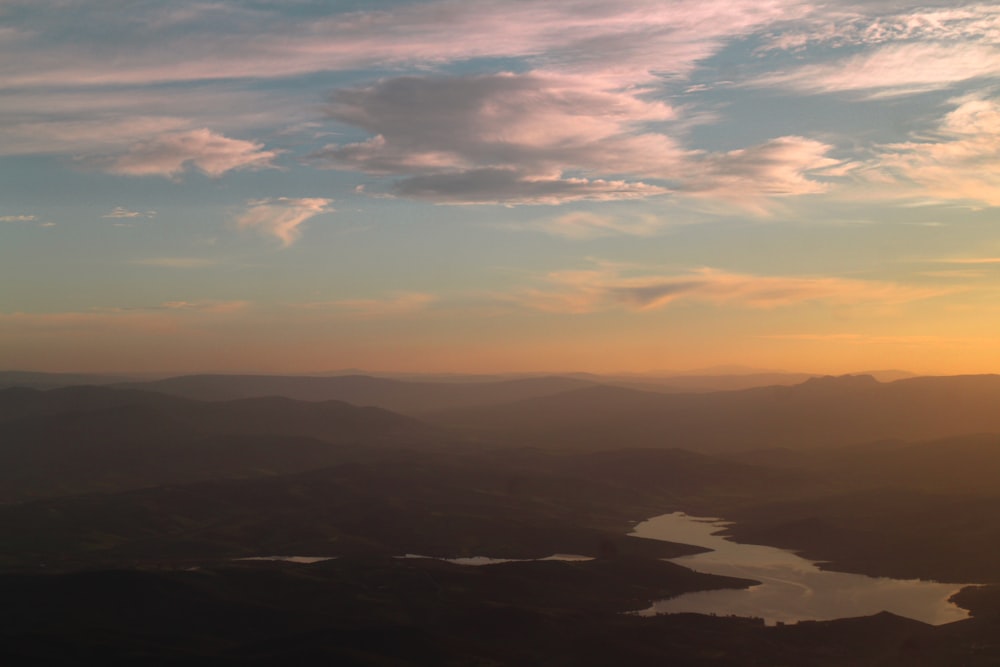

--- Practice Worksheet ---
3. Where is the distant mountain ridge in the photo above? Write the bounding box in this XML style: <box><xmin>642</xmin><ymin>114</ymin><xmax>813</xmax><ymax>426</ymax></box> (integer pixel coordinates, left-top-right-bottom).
<box><xmin>2</xmin><ymin>368</ymin><xmax>917</xmax><ymax>402</ymax></box>
<box><xmin>426</xmin><ymin>373</ymin><xmax>1000</xmax><ymax>453</ymax></box>
<box><xmin>113</xmin><ymin>373</ymin><xmax>599</xmax><ymax>414</ymax></box>
<box><xmin>0</xmin><ymin>370</ymin><xmax>141</xmax><ymax>389</ymax></box>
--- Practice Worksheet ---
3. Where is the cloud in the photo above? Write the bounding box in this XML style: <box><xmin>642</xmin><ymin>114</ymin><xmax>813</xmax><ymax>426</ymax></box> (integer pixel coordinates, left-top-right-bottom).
<box><xmin>866</xmin><ymin>96</ymin><xmax>1000</xmax><ymax>205</ymax></box>
<box><xmin>0</xmin><ymin>0</ymin><xmax>818</xmax><ymax>201</ymax></box>
<box><xmin>316</xmin><ymin>72</ymin><xmax>836</xmax><ymax>207</ymax></box>
<box><xmin>752</xmin><ymin>43</ymin><xmax>1000</xmax><ymax>97</ymax></box>
<box><xmin>391</xmin><ymin>169</ymin><xmax>668</xmax><ymax>205</ymax></box>
<box><xmin>0</xmin><ymin>81</ymin><xmax>302</xmax><ymax>156</ymax></box>
<box><xmin>95</xmin><ymin>128</ymin><xmax>280</xmax><ymax>178</ymax></box>
<box><xmin>1</xmin><ymin>2</ymin><xmax>842</xmax><ymax>210</ymax></box>
<box><xmin>534</xmin><ymin>211</ymin><xmax>666</xmax><ymax>239</ymax></box>
<box><xmin>234</xmin><ymin>197</ymin><xmax>333</xmax><ymax>246</ymax></box>
<box><xmin>0</xmin><ymin>115</ymin><xmax>194</xmax><ymax>158</ymax></box>
<box><xmin>0</xmin><ymin>0</ymin><xmax>806</xmax><ymax>88</ymax></box>
<box><xmin>314</xmin><ymin>72</ymin><xmax>680</xmax><ymax>204</ymax></box>
<box><xmin>506</xmin><ymin>264</ymin><xmax>949</xmax><ymax>314</ymax></box>
<box><xmin>759</xmin><ymin>4</ymin><xmax>1000</xmax><ymax>53</ymax></box>
<box><xmin>681</xmin><ymin>136</ymin><xmax>840</xmax><ymax>209</ymax></box>
<box><xmin>103</xmin><ymin>207</ymin><xmax>155</xmax><ymax>219</ymax></box>
<box><xmin>753</xmin><ymin>4</ymin><xmax>1000</xmax><ymax>96</ymax></box>
<box><xmin>0</xmin><ymin>214</ymin><xmax>36</xmax><ymax>222</ymax></box>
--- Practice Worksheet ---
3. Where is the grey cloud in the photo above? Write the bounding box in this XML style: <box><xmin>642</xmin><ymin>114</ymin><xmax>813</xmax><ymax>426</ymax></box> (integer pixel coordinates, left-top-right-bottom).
<box><xmin>392</xmin><ymin>169</ymin><xmax>667</xmax><ymax>205</ymax></box>
<box><xmin>97</xmin><ymin>128</ymin><xmax>280</xmax><ymax>179</ymax></box>
<box><xmin>315</xmin><ymin>72</ymin><xmax>680</xmax><ymax>204</ymax></box>
<box><xmin>317</xmin><ymin>73</ymin><xmax>836</xmax><ymax>207</ymax></box>
<box><xmin>609</xmin><ymin>281</ymin><xmax>706</xmax><ymax>306</ymax></box>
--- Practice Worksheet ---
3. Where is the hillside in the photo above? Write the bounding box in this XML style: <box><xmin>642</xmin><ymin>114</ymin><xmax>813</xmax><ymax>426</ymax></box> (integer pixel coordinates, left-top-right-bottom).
<box><xmin>115</xmin><ymin>374</ymin><xmax>598</xmax><ymax>414</ymax></box>
<box><xmin>0</xmin><ymin>386</ymin><xmax>440</xmax><ymax>502</ymax></box>
<box><xmin>428</xmin><ymin>374</ymin><xmax>1000</xmax><ymax>452</ymax></box>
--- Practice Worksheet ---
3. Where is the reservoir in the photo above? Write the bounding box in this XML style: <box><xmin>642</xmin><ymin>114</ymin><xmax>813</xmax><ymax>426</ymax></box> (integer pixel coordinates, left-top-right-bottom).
<box><xmin>631</xmin><ymin>512</ymin><xmax>973</xmax><ymax>626</ymax></box>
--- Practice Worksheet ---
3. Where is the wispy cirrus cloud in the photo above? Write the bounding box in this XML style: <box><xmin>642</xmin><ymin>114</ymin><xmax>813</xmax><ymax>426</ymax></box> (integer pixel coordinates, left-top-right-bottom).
<box><xmin>0</xmin><ymin>1</ymin><xmax>849</xmax><ymax>211</ymax></box>
<box><xmin>234</xmin><ymin>197</ymin><xmax>333</xmax><ymax>246</ymax></box>
<box><xmin>0</xmin><ymin>214</ymin><xmax>36</xmax><ymax>222</ymax></box>
<box><xmin>0</xmin><ymin>0</ymin><xmax>808</xmax><ymax>88</ymax></box>
<box><xmin>505</xmin><ymin>264</ymin><xmax>949</xmax><ymax>314</ymax></box>
<box><xmin>0</xmin><ymin>0</ymin><xmax>809</xmax><ymax>181</ymax></box>
<box><xmin>754</xmin><ymin>4</ymin><xmax>1000</xmax><ymax>96</ymax></box>
<box><xmin>680</xmin><ymin>136</ymin><xmax>839</xmax><ymax>211</ymax></box>
<box><xmin>865</xmin><ymin>95</ymin><xmax>1000</xmax><ymax>205</ymax></box>
<box><xmin>759</xmin><ymin>4</ymin><xmax>1000</xmax><ymax>53</ymax></box>
<box><xmin>0</xmin><ymin>85</ymin><xmax>297</xmax><ymax>159</ymax></box>
<box><xmin>752</xmin><ymin>43</ymin><xmax>1000</xmax><ymax>97</ymax></box>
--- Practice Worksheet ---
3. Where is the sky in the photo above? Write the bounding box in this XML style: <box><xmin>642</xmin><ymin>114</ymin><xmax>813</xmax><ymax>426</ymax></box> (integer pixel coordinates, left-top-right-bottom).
<box><xmin>2</xmin><ymin>0</ymin><xmax>1000</xmax><ymax>376</ymax></box>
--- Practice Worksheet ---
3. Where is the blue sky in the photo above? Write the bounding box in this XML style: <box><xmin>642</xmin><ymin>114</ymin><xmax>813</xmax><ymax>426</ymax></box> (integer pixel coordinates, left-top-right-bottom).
<box><xmin>2</xmin><ymin>0</ymin><xmax>1000</xmax><ymax>374</ymax></box>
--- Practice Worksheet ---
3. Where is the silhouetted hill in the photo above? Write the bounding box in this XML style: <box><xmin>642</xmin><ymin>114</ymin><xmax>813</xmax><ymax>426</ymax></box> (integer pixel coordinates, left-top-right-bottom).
<box><xmin>0</xmin><ymin>370</ymin><xmax>134</xmax><ymax>389</ymax></box>
<box><xmin>0</xmin><ymin>385</ymin><xmax>190</xmax><ymax>422</ymax></box>
<box><xmin>612</xmin><ymin>372</ymin><xmax>820</xmax><ymax>393</ymax></box>
<box><xmin>718</xmin><ymin>488</ymin><xmax>1000</xmax><ymax>582</ymax></box>
<box><xmin>0</xmin><ymin>385</ymin><xmax>427</xmax><ymax>438</ymax></box>
<box><xmin>0</xmin><ymin>386</ymin><xmax>440</xmax><ymax>501</ymax></box>
<box><xmin>429</xmin><ymin>374</ymin><xmax>1000</xmax><ymax>452</ymax></box>
<box><xmin>730</xmin><ymin>433</ymin><xmax>1000</xmax><ymax>497</ymax></box>
<box><xmin>0</xmin><ymin>444</ymin><xmax>800</xmax><ymax>569</ymax></box>
<box><xmin>115</xmin><ymin>373</ymin><xmax>598</xmax><ymax>414</ymax></box>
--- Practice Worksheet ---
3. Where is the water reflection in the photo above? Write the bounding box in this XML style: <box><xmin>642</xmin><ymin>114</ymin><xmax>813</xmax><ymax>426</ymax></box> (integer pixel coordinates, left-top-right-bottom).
<box><xmin>399</xmin><ymin>553</ymin><xmax>594</xmax><ymax>566</ymax></box>
<box><xmin>234</xmin><ymin>556</ymin><xmax>334</xmax><ymax>563</ymax></box>
<box><xmin>631</xmin><ymin>512</ymin><xmax>973</xmax><ymax>626</ymax></box>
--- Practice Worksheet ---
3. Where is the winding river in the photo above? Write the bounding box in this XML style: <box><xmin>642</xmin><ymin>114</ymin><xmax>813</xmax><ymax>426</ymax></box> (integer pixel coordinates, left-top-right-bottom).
<box><xmin>631</xmin><ymin>512</ymin><xmax>974</xmax><ymax>626</ymax></box>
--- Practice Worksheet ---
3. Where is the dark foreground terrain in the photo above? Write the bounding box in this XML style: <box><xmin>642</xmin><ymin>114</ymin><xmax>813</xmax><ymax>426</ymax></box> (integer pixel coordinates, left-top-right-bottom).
<box><xmin>5</xmin><ymin>559</ymin><xmax>1000</xmax><ymax>667</ymax></box>
<box><xmin>4</xmin><ymin>374</ymin><xmax>1000</xmax><ymax>665</ymax></box>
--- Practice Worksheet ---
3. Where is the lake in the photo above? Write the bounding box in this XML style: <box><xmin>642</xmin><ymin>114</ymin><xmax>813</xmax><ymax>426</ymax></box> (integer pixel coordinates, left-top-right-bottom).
<box><xmin>631</xmin><ymin>512</ymin><xmax>973</xmax><ymax>626</ymax></box>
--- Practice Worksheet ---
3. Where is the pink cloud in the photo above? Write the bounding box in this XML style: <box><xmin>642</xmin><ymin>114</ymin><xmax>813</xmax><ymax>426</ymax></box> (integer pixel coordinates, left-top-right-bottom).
<box><xmin>505</xmin><ymin>265</ymin><xmax>950</xmax><ymax>314</ymax></box>
<box><xmin>865</xmin><ymin>96</ymin><xmax>1000</xmax><ymax>206</ymax></box>
<box><xmin>752</xmin><ymin>43</ymin><xmax>1000</xmax><ymax>96</ymax></box>
<box><xmin>759</xmin><ymin>4</ymin><xmax>1000</xmax><ymax>53</ymax></box>
<box><xmin>99</xmin><ymin>128</ymin><xmax>280</xmax><ymax>178</ymax></box>
<box><xmin>0</xmin><ymin>0</ymin><xmax>808</xmax><ymax>88</ymax></box>
<box><xmin>681</xmin><ymin>136</ymin><xmax>839</xmax><ymax>209</ymax></box>
<box><xmin>235</xmin><ymin>197</ymin><xmax>333</xmax><ymax>246</ymax></box>
<box><xmin>315</xmin><ymin>72</ymin><xmax>834</xmax><ymax>206</ymax></box>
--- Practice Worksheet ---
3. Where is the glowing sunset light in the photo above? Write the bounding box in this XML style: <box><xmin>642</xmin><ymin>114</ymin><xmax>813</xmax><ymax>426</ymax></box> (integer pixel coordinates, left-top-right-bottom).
<box><xmin>2</xmin><ymin>0</ymin><xmax>999</xmax><ymax>376</ymax></box>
